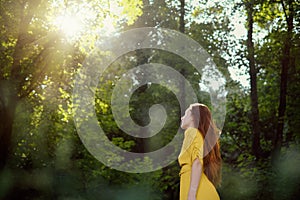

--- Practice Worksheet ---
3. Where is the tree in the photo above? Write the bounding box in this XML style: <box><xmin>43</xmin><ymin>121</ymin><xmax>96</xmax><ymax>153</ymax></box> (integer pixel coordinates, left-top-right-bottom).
<box><xmin>245</xmin><ymin>0</ymin><xmax>263</xmax><ymax>159</ymax></box>
<box><xmin>272</xmin><ymin>0</ymin><xmax>295</xmax><ymax>162</ymax></box>
<box><xmin>0</xmin><ymin>0</ymin><xmax>54</xmax><ymax>169</ymax></box>
<box><xmin>0</xmin><ymin>0</ymin><xmax>144</xmax><ymax>170</ymax></box>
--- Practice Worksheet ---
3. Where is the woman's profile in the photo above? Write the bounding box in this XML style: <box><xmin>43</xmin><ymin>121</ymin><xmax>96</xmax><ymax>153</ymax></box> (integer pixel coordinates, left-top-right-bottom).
<box><xmin>178</xmin><ymin>103</ymin><xmax>222</xmax><ymax>200</ymax></box>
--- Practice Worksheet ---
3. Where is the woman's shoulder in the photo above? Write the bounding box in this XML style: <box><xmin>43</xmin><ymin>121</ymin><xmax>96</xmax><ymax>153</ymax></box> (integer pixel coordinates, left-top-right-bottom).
<box><xmin>185</xmin><ymin>127</ymin><xmax>202</xmax><ymax>136</ymax></box>
<box><xmin>185</xmin><ymin>128</ymin><xmax>203</xmax><ymax>142</ymax></box>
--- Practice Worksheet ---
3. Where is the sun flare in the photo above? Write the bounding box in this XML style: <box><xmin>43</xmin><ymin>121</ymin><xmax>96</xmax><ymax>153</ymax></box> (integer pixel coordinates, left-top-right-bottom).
<box><xmin>50</xmin><ymin>0</ymin><xmax>127</xmax><ymax>43</ymax></box>
<box><xmin>54</xmin><ymin>14</ymin><xmax>83</xmax><ymax>39</ymax></box>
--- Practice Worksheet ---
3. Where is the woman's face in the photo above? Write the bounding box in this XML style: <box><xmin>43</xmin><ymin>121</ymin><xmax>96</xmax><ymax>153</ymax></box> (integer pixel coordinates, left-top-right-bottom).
<box><xmin>181</xmin><ymin>107</ymin><xmax>194</xmax><ymax>130</ymax></box>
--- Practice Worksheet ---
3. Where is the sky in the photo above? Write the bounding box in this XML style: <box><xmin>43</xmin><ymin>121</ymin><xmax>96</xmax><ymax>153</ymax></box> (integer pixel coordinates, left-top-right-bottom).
<box><xmin>229</xmin><ymin>13</ymin><xmax>250</xmax><ymax>89</ymax></box>
<box><xmin>188</xmin><ymin>0</ymin><xmax>251</xmax><ymax>88</ymax></box>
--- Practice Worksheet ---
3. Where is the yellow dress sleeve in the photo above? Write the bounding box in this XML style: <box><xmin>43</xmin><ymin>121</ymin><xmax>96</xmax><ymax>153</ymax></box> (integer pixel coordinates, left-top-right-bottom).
<box><xmin>178</xmin><ymin>128</ymin><xmax>204</xmax><ymax>165</ymax></box>
<box><xmin>191</xmin><ymin>130</ymin><xmax>204</xmax><ymax>165</ymax></box>
<box><xmin>178</xmin><ymin>128</ymin><xmax>197</xmax><ymax>158</ymax></box>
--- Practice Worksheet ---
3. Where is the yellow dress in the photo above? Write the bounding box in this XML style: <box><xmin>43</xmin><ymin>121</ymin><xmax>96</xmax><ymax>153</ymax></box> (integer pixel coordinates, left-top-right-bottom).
<box><xmin>178</xmin><ymin>127</ymin><xmax>220</xmax><ymax>200</ymax></box>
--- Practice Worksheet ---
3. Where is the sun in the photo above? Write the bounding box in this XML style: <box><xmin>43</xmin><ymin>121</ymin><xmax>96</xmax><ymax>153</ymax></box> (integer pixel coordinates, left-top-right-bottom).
<box><xmin>54</xmin><ymin>14</ymin><xmax>84</xmax><ymax>40</ymax></box>
<box><xmin>53</xmin><ymin>13</ymin><xmax>118</xmax><ymax>42</ymax></box>
<box><xmin>50</xmin><ymin>1</ymin><xmax>122</xmax><ymax>43</ymax></box>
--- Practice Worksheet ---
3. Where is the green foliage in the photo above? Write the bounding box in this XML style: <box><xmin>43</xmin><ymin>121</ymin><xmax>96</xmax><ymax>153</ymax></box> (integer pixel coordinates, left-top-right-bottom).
<box><xmin>1</xmin><ymin>0</ymin><xmax>300</xmax><ymax>199</ymax></box>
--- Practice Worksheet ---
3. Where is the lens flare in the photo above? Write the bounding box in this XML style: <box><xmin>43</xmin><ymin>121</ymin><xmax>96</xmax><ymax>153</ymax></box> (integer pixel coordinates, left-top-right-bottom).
<box><xmin>54</xmin><ymin>14</ymin><xmax>83</xmax><ymax>39</ymax></box>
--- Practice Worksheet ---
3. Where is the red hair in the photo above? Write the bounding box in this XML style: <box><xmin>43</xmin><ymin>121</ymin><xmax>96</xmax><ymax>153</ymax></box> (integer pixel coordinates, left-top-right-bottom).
<box><xmin>191</xmin><ymin>104</ymin><xmax>222</xmax><ymax>187</ymax></box>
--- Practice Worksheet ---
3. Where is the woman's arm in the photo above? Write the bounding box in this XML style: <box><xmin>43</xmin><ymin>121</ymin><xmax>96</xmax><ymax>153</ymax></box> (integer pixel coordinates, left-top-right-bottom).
<box><xmin>188</xmin><ymin>158</ymin><xmax>202</xmax><ymax>200</ymax></box>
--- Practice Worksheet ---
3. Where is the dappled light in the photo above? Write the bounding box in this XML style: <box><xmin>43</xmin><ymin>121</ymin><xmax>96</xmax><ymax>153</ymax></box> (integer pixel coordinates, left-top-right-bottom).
<box><xmin>0</xmin><ymin>0</ymin><xmax>300</xmax><ymax>199</ymax></box>
<box><xmin>54</xmin><ymin>14</ymin><xmax>84</xmax><ymax>39</ymax></box>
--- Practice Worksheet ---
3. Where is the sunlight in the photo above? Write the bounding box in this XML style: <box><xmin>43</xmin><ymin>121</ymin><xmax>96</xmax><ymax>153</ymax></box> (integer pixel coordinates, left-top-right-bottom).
<box><xmin>101</xmin><ymin>16</ymin><xmax>117</xmax><ymax>36</ymax></box>
<box><xmin>50</xmin><ymin>0</ymin><xmax>97</xmax><ymax>42</ymax></box>
<box><xmin>54</xmin><ymin>14</ymin><xmax>83</xmax><ymax>39</ymax></box>
<box><xmin>52</xmin><ymin>10</ymin><xmax>117</xmax><ymax>43</ymax></box>
<box><xmin>49</xmin><ymin>0</ymin><xmax>141</xmax><ymax>44</ymax></box>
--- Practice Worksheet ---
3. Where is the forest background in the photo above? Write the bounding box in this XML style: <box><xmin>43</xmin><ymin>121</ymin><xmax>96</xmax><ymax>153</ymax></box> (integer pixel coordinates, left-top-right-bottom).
<box><xmin>0</xmin><ymin>0</ymin><xmax>300</xmax><ymax>199</ymax></box>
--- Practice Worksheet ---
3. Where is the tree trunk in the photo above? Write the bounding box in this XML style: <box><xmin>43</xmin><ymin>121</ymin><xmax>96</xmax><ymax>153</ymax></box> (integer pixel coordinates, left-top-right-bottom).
<box><xmin>179</xmin><ymin>0</ymin><xmax>185</xmax><ymax>33</ymax></box>
<box><xmin>0</xmin><ymin>82</ymin><xmax>17</xmax><ymax>169</ymax></box>
<box><xmin>179</xmin><ymin>0</ymin><xmax>186</xmax><ymax>113</ymax></box>
<box><xmin>246</xmin><ymin>1</ymin><xmax>262</xmax><ymax>159</ymax></box>
<box><xmin>272</xmin><ymin>0</ymin><xmax>294</xmax><ymax>162</ymax></box>
<box><xmin>0</xmin><ymin>0</ymin><xmax>41</xmax><ymax>170</ymax></box>
<box><xmin>0</xmin><ymin>31</ymin><xmax>23</xmax><ymax>170</ymax></box>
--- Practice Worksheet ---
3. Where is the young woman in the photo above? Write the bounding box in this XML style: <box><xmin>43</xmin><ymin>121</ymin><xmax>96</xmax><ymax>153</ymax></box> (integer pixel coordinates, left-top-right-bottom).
<box><xmin>178</xmin><ymin>103</ymin><xmax>222</xmax><ymax>200</ymax></box>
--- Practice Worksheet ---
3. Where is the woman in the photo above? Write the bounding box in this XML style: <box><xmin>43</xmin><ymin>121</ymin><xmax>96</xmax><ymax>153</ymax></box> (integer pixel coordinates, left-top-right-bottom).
<box><xmin>178</xmin><ymin>103</ymin><xmax>222</xmax><ymax>200</ymax></box>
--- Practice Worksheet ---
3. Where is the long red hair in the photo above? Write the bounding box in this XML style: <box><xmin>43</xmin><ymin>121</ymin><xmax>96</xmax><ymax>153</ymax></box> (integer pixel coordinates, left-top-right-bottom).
<box><xmin>191</xmin><ymin>104</ymin><xmax>222</xmax><ymax>187</ymax></box>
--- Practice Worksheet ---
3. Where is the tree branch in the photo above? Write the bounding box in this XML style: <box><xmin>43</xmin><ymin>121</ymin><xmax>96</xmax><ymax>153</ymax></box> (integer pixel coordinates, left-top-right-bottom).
<box><xmin>280</xmin><ymin>0</ymin><xmax>288</xmax><ymax>23</ymax></box>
